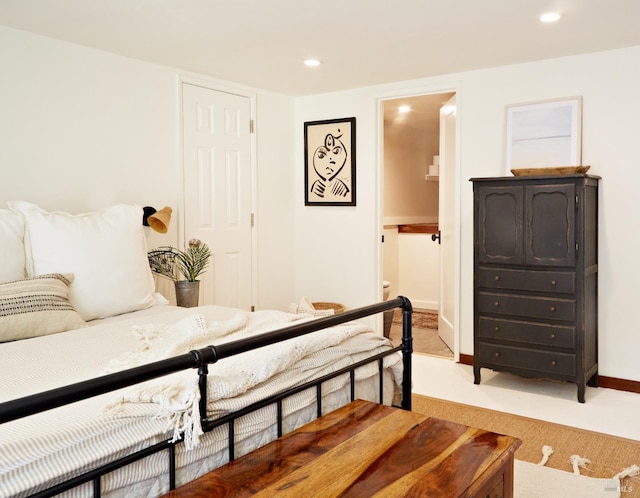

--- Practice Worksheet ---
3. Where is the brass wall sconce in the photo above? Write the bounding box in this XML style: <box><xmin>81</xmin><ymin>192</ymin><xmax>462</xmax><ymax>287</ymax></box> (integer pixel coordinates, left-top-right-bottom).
<box><xmin>143</xmin><ymin>206</ymin><xmax>172</xmax><ymax>233</ymax></box>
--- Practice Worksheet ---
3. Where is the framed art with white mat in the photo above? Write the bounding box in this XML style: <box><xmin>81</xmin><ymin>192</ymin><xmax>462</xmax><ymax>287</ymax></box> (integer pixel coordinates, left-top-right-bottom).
<box><xmin>504</xmin><ymin>96</ymin><xmax>582</xmax><ymax>175</ymax></box>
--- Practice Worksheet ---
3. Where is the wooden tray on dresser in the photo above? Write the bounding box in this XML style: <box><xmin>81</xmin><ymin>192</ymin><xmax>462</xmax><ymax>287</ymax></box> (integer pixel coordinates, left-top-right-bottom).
<box><xmin>511</xmin><ymin>165</ymin><xmax>591</xmax><ymax>176</ymax></box>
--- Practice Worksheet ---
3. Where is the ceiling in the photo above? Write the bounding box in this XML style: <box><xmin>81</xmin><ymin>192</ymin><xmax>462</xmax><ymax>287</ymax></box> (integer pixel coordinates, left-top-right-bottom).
<box><xmin>1</xmin><ymin>0</ymin><xmax>639</xmax><ymax>97</ymax></box>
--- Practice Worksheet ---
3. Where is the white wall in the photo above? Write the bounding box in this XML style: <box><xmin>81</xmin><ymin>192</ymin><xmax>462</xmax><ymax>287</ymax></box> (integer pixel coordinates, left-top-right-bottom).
<box><xmin>397</xmin><ymin>233</ymin><xmax>440</xmax><ymax>310</ymax></box>
<box><xmin>296</xmin><ymin>46</ymin><xmax>640</xmax><ymax>382</ymax></box>
<box><xmin>383</xmin><ymin>115</ymin><xmax>440</xmax><ymax>310</ymax></box>
<box><xmin>255</xmin><ymin>92</ymin><xmax>297</xmax><ymax>309</ymax></box>
<box><xmin>382</xmin><ymin>226</ymin><xmax>399</xmax><ymax>299</ymax></box>
<box><xmin>295</xmin><ymin>92</ymin><xmax>381</xmax><ymax>309</ymax></box>
<box><xmin>0</xmin><ymin>26</ymin><xmax>296</xmax><ymax>311</ymax></box>
<box><xmin>383</xmin><ymin>228</ymin><xmax>440</xmax><ymax>310</ymax></box>
<box><xmin>384</xmin><ymin>121</ymin><xmax>439</xmax><ymax>223</ymax></box>
<box><xmin>3</xmin><ymin>24</ymin><xmax>639</xmax><ymax>381</ymax></box>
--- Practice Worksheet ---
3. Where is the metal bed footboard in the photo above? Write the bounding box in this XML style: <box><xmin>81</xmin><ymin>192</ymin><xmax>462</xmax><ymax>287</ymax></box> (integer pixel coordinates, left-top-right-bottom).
<box><xmin>0</xmin><ymin>297</ymin><xmax>413</xmax><ymax>497</ymax></box>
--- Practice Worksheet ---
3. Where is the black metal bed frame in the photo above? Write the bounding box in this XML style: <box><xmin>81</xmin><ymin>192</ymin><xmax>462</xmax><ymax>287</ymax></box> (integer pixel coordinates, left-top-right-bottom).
<box><xmin>0</xmin><ymin>297</ymin><xmax>413</xmax><ymax>497</ymax></box>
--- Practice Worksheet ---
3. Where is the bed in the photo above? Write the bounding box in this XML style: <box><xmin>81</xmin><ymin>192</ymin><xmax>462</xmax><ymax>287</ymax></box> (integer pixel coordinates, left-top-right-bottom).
<box><xmin>0</xmin><ymin>203</ymin><xmax>413</xmax><ymax>497</ymax></box>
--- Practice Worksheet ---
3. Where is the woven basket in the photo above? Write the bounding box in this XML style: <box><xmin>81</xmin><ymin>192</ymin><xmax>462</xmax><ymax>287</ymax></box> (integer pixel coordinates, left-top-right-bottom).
<box><xmin>312</xmin><ymin>302</ymin><xmax>345</xmax><ymax>314</ymax></box>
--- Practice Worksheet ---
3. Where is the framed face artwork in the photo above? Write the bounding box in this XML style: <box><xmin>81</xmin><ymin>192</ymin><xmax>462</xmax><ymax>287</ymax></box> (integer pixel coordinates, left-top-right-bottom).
<box><xmin>304</xmin><ymin>117</ymin><xmax>356</xmax><ymax>206</ymax></box>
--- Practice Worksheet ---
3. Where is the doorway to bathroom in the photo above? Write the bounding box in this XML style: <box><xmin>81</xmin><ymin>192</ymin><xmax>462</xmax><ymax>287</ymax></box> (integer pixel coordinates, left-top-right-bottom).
<box><xmin>381</xmin><ymin>91</ymin><xmax>457</xmax><ymax>359</ymax></box>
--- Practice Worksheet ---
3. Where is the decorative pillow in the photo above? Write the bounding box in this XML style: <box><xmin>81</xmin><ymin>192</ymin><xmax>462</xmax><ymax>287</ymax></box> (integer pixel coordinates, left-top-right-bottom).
<box><xmin>0</xmin><ymin>209</ymin><xmax>26</xmax><ymax>283</ymax></box>
<box><xmin>0</xmin><ymin>274</ymin><xmax>87</xmax><ymax>341</ymax></box>
<box><xmin>8</xmin><ymin>202</ymin><xmax>156</xmax><ymax>321</ymax></box>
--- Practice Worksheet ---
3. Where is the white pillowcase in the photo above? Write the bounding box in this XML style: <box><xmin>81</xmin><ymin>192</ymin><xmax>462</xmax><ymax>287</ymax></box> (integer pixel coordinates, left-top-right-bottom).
<box><xmin>0</xmin><ymin>209</ymin><xmax>26</xmax><ymax>283</ymax></box>
<box><xmin>8</xmin><ymin>201</ymin><xmax>156</xmax><ymax>321</ymax></box>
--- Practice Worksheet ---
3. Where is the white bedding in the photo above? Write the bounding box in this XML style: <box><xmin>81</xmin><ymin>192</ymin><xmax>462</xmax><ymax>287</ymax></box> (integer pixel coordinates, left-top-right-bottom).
<box><xmin>0</xmin><ymin>304</ymin><xmax>402</xmax><ymax>497</ymax></box>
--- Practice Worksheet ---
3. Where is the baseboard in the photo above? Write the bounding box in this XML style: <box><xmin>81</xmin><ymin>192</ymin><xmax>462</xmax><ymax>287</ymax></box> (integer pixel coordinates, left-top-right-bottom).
<box><xmin>459</xmin><ymin>354</ymin><xmax>474</xmax><ymax>366</ymax></box>
<box><xmin>597</xmin><ymin>375</ymin><xmax>640</xmax><ymax>394</ymax></box>
<box><xmin>409</xmin><ymin>300</ymin><xmax>438</xmax><ymax>311</ymax></box>
<box><xmin>457</xmin><ymin>354</ymin><xmax>640</xmax><ymax>395</ymax></box>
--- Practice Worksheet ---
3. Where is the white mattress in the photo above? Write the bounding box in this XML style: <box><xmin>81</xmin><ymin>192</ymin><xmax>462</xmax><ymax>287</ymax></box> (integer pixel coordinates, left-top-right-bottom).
<box><xmin>0</xmin><ymin>304</ymin><xmax>402</xmax><ymax>497</ymax></box>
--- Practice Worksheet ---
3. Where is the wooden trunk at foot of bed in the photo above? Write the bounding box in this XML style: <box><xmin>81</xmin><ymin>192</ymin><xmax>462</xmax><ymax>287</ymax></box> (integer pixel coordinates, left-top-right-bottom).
<box><xmin>163</xmin><ymin>400</ymin><xmax>521</xmax><ymax>498</ymax></box>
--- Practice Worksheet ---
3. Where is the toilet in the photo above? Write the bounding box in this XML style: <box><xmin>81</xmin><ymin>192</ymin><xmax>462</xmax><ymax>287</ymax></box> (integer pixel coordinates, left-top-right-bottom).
<box><xmin>383</xmin><ymin>280</ymin><xmax>390</xmax><ymax>301</ymax></box>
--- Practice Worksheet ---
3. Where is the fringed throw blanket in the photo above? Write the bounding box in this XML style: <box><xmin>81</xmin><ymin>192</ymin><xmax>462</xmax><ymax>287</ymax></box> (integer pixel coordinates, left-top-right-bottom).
<box><xmin>104</xmin><ymin>310</ymin><xmax>402</xmax><ymax>449</ymax></box>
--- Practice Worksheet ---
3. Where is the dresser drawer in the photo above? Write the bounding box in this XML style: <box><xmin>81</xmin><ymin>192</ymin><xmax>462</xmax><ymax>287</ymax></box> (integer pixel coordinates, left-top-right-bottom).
<box><xmin>478</xmin><ymin>268</ymin><xmax>575</xmax><ymax>294</ymax></box>
<box><xmin>478</xmin><ymin>317</ymin><xmax>576</xmax><ymax>349</ymax></box>
<box><xmin>478</xmin><ymin>292</ymin><xmax>575</xmax><ymax>321</ymax></box>
<box><xmin>477</xmin><ymin>342</ymin><xmax>576</xmax><ymax>377</ymax></box>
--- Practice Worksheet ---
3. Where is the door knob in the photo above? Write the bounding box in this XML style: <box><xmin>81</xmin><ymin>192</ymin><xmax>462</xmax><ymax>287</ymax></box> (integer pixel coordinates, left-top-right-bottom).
<box><xmin>431</xmin><ymin>230</ymin><xmax>441</xmax><ymax>244</ymax></box>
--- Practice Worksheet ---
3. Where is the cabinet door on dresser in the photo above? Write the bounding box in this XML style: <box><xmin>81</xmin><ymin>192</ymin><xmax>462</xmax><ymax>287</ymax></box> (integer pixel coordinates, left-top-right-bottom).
<box><xmin>478</xmin><ymin>183</ymin><xmax>576</xmax><ymax>267</ymax></box>
<box><xmin>525</xmin><ymin>184</ymin><xmax>576</xmax><ymax>267</ymax></box>
<box><xmin>477</xmin><ymin>186</ymin><xmax>524</xmax><ymax>265</ymax></box>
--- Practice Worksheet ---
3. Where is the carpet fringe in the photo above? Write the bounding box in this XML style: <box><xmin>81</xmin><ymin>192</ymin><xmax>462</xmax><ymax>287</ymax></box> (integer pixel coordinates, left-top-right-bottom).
<box><xmin>612</xmin><ymin>463</ymin><xmax>640</xmax><ymax>480</ymax></box>
<box><xmin>537</xmin><ymin>445</ymin><xmax>640</xmax><ymax>486</ymax></box>
<box><xmin>569</xmin><ymin>454</ymin><xmax>592</xmax><ymax>475</ymax></box>
<box><xmin>536</xmin><ymin>445</ymin><xmax>553</xmax><ymax>466</ymax></box>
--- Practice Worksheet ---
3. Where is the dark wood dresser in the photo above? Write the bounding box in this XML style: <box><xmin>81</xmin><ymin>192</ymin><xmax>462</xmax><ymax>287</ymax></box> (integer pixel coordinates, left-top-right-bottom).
<box><xmin>471</xmin><ymin>174</ymin><xmax>599</xmax><ymax>403</ymax></box>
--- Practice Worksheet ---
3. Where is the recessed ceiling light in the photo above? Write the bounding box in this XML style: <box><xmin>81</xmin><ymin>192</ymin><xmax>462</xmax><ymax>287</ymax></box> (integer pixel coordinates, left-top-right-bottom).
<box><xmin>540</xmin><ymin>12</ymin><xmax>561</xmax><ymax>23</ymax></box>
<box><xmin>398</xmin><ymin>105</ymin><xmax>411</xmax><ymax>113</ymax></box>
<box><xmin>304</xmin><ymin>59</ymin><xmax>322</xmax><ymax>67</ymax></box>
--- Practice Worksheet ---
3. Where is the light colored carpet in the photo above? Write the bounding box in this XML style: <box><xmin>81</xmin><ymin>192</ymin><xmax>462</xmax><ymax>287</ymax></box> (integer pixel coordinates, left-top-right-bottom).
<box><xmin>515</xmin><ymin>460</ymin><xmax>621</xmax><ymax>498</ymax></box>
<box><xmin>412</xmin><ymin>394</ymin><xmax>640</xmax><ymax>497</ymax></box>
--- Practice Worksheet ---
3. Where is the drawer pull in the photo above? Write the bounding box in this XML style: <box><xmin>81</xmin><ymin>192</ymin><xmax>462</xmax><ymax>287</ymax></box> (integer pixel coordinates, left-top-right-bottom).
<box><xmin>494</xmin><ymin>352</ymin><xmax>500</xmax><ymax>358</ymax></box>
<box><xmin>494</xmin><ymin>275</ymin><xmax>501</xmax><ymax>281</ymax></box>
<box><xmin>494</xmin><ymin>326</ymin><xmax>500</xmax><ymax>332</ymax></box>
<box><xmin>551</xmin><ymin>360</ymin><xmax>557</xmax><ymax>367</ymax></box>
<box><xmin>494</xmin><ymin>301</ymin><xmax>500</xmax><ymax>307</ymax></box>
<box><xmin>550</xmin><ymin>333</ymin><xmax>556</xmax><ymax>339</ymax></box>
<box><xmin>551</xmin><ymin>279</ymin><xmax>557</xmax><ymax>285</ymax></box>
<box><xmin>550</xmin><ymin>306</ymin><xmax>556</xmax><ymax>312</ymax></box>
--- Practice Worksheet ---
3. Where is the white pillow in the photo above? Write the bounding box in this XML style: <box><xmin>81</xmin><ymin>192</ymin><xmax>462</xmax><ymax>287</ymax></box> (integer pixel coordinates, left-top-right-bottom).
<box><xmin>0</xmin><ymin>209</ymin><xmax>26</xmax><ymax>283</ymax></box>
<box><xmin>8</xmin><ymin>202</ymin><xmax>156</xmax><ymax>321</ymax></box>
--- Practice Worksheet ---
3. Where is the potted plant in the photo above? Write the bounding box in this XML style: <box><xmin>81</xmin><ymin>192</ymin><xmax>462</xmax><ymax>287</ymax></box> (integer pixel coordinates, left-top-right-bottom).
<box><xmin>148</xmin><ymin>239</ymin><xmax>212</xmax><ymax>307</ymax></box>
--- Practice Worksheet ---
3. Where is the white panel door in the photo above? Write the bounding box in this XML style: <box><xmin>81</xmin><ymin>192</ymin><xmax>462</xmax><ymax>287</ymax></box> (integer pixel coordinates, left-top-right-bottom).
<box><xmin>182</xmin><ymin>83</ymin><xmax>253</xmax><ymax>310</ymax></box>
<box><xmin>438</xmin><ymin>95</ymin><xmax>457</xmax><ymax>352</ymax></box>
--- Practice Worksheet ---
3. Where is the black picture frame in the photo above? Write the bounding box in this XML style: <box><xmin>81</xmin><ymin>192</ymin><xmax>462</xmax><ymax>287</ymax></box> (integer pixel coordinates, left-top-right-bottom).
<box><xmin>304</xmin><ymin>117</ymin><xmax>356</xmax><ymax>206</ymax></box>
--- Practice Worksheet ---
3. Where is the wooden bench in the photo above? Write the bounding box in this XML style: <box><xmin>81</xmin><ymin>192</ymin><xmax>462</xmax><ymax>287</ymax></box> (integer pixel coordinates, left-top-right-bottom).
<box><xmin>163</xmin><ymin>399</ymin><xmax>521</xmax><ymax>497</ymax></box>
